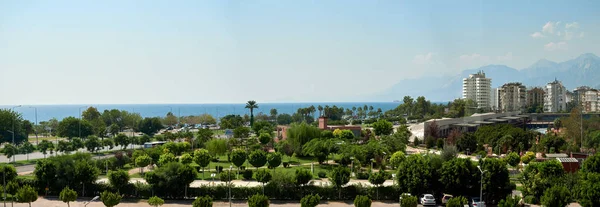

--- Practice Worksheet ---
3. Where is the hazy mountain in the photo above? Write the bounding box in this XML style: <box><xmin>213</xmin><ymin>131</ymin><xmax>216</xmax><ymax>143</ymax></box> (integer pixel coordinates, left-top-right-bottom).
<box><xmin>377</xmin><ymin>53</ymin><xmax>600</xmax><ymax>102</ymax></box>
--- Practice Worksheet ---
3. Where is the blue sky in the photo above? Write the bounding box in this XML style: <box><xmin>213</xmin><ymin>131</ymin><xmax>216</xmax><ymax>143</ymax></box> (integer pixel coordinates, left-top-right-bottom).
<box><xmin>1</xmin><ymin>0</ymin><xmax>599</xmax><ymax>104</ymax></box>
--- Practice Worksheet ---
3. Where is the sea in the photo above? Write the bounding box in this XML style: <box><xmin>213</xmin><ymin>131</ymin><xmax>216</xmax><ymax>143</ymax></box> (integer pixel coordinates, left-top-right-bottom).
<box><xmin>2</xmin><ymin>102</ymin><xmax>403</xmax><ymax>122</ymax></box>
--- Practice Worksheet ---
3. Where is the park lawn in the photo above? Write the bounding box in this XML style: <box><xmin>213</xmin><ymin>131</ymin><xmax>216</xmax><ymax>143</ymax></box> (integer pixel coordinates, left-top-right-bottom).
<box><xmin>17</xmin><ymin>174</ymin><xmax>36</xmax><ymax>180</ymax></box>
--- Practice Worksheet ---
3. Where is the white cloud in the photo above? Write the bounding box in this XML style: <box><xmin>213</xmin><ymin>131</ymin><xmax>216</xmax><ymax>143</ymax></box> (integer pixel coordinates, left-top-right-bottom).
<box><xmin>557</xmin><ymin>31</ymin><xmax>562</xmax><ymax>36</ymax></box>
<box><xmin>566</xmin><ymin>22</ymin><xmax>579</xmax><ymax>29</ymax></box>
<box><xmin>413</xmin><ymin>52</ymin><xmax>436</xmax><ymax>65</ymax></box>
<box><xmin>544</xmin><ymin>42</ymin><xmax>568</xmax><ymax>51</ymax></box>
<box><xmin>579</xmin><ymin>32</ymin><xmax>585</xmax><ymax>38</ymax></box>
<box><xmin>542</xmin><ymin>21</ymin><xmax>558</xmax><ymax>34</ymax></box>
<box><xmin>496</xmin><ymin>52</ymin><xmax>513</xmax><ymax>61</ymax></box>
<box><xmin>531</xmin><ymin>32</ymin><xmax>544</xmax><ymax>38</ymax></box>
<box><xmin>564</xmin><ymin>31</ymin><xmax>573</xmax><ymax>40</ymax></box>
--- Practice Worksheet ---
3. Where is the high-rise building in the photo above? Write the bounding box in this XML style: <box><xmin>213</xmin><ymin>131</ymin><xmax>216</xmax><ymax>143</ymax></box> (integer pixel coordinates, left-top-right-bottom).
<box><xmin>463</xmin><ymin>71</ymin><xmax>491</xmax><ymax>109</ymax></box>
<box><xmin>573</xmin><ymin>86</ymin><xmax>600</xmax><ymax>112</ymax></box>
<box><xmin>527</xmin><ymin>87</ymin><xmax>545</xmax><ymax>107</ymax></box>
<box><xmin>490</xmin><ymin>88</ymin><xmax>500</xmax><ymax>112</ymax></box>
<box><xmin>544</xmin><ymin>79</ymin><xmax>567</xmax><ymax>112</ymax></box>
<box><xmin>498</xmin><ymin>83</ymin><xmax>527</xmax><ymax>112</ymax></box>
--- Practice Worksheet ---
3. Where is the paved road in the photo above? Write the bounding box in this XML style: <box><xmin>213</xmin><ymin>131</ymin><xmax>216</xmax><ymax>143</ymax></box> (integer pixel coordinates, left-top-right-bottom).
<box><xmin>96</xmin><ymin>177</ymin><xmax>396</xmax><ymax>188</ymax></box>
<box><xmin>2</xmin><ymin>144</ymin><xmax>143</xmax><ymax>163</ymax></box>
<box><xmin>15</xmin><ymin>154</ymin><xmax>116</xmax><ymax>174</ymax></box>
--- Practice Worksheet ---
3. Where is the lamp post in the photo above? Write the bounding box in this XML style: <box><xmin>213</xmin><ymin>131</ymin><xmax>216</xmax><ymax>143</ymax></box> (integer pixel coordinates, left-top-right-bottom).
<box><xmin>477</xmin><ymin>165</ymin><xmax>487</xmax><ymax>205</ymax></box>
<box><xmin>28</xmin><ymin>106</ymin><xmax>38</xmax><ymax>145</ymax></box>
<box><xmin>229</xmin><ymin>165</ymin><xmax>233</xmax><ymax>207</ymax></box>
<box><xmin>83</xmin><ymin>196</ymin><xmax>99</xmax><ymax>207</ymax></box>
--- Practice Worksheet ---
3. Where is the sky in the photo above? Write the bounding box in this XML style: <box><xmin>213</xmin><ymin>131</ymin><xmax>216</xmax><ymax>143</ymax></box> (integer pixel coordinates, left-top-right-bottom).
<box><xmin>1</xmin><ymin>0</ymin><xmax>599</xmax><ymax>105</ymax></box>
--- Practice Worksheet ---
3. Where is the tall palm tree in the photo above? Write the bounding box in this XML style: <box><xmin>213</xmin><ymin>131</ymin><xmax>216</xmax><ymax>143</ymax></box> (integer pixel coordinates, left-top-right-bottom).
<box><xmin>245</xmin><ymin>100</ymin><xmax>259</xmax><ymax>127</ymax></box>
<box><xmin>317</xmin><ymin>105</ymin><xmax>323</xmax><ymax>117</ymax></box>
<box><xmin>308</xmin><ymin>105</ymin><xmax>316</xmax><ymax>118</ymax></box>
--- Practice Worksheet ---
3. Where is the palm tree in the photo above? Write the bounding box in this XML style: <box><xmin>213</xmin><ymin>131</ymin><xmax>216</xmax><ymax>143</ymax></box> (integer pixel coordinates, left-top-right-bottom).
<box><xmin>317</xmin><ymin>105</ymin><xmax>323</xmax><ymax>117</ymax></box>
<box><xmin>324</xmin><ymin>105</ymin><xmax>330</xmax><ymax>117</ymax></box>
<box><xmin>308</xmin><ymin>105</ymin><xmax>316</xmax><ymax>118</ymax></box>
<box><xmin>245</xmin><ymin>100</ymin><xmax>259</xmax><ymax>127</ymax></box>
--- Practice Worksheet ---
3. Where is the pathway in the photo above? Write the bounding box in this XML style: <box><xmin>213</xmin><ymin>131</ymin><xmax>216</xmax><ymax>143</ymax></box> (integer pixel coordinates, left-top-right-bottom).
<box><xmin>95</xmin><ymin>177</ymin><xmax>396</xmax><ymax>188</ymax></box>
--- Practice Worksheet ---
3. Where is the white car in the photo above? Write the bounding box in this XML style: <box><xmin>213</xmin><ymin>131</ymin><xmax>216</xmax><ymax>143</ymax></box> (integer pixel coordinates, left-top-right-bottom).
<box><xmin>420</xmin><ymin>194</ymin><xmax>436</xmax><ymax>206</ymax></box>
<box><xmin>471</xmin><ymin>197</ymin><xmax>486</xmax><ymax>207</ymax></box>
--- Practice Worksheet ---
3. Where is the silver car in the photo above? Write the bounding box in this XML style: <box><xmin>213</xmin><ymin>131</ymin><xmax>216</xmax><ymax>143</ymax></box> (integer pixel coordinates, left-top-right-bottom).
<box><xmin>420</xmin><ymin>194</ymin><xmax>436</xmax><ymax>206</ymax></box>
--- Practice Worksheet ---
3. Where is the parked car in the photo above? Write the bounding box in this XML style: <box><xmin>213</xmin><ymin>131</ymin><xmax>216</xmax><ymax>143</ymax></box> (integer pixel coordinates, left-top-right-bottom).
<box><xmin>420</xmin><ymin>194</ymin><xmax>436</xmax><ymax>206</ymax></box>
<box><xmin>442</xmin><ymin>194</ymin><xmax>454</xmax><ymax>205</ymax></box>
<box><xmin>470</xmin><ymin>197</ymin><xmax>486</xmax><ymax>207</ymax></box>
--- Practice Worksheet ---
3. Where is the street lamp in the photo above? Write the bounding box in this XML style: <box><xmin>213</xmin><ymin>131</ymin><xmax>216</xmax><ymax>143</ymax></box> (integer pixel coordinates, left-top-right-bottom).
<box><xmin>83</xmin><ymin>196</ymin><xmax>100</xmax><ymax>207</ymax></box>
<box><xmin>28</xmin><ymin>106</ymin><xmax>38</xmax><ymax>145</ymax></box>
<box><xmin>229</xmin><ymin>165</ymin><xmax>233</xmax><ymax>207</ymax></box>
<box><xmin>477</xmin><ymin>165</ymin><xmax>487</xmax><ymax>205</ymax></box>
<box><xmin>370</xmin><ymin>158</ymin><xmax>375</xmax><ymax>173</ymax></box>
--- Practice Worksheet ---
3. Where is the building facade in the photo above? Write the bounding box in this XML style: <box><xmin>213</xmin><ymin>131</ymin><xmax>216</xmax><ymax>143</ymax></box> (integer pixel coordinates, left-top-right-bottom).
<box><xmin>463</xmin><ymin>71</ymin><xmax>491</xmax><ymax>109</ymax></box>
<box><xmin>544</xmin><ymin>79</ymin><xmax>567</xmax><ymax>112</ymax></box>
<box><xmin>490</xmin><ymin>88</ymin><xmax>500</xmax><ymax>112</ymax></box>
<box><xmin>573</xmin><ymin>86</ymin><xmax>600</xmax><ymax>112</ymax></box>
<box><xmin>527</xmin><ymin>87</ymin><xmax>545</xmax><ymax>107</ymax></box>
<box><xmin>498</xmin><ymin>82</ymin><xmax>527</xmax><ymax>112</ymax></box>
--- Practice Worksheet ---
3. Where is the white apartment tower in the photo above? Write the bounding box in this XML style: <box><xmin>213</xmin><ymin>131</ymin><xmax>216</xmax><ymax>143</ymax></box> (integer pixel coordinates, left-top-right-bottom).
<box><xmin>498</xmin><ymin>82</ymin><xmax>527</xmax><ymax>112</ymax></box>
<box><xmin>463</xmin><ymin>71</ymin><xmax>491</xmax><ymax>109</ymax></box>
<box><xmin>544</xmin><ymin>79</ymin><xmax>567</xmax><ymax>112</ymax></box>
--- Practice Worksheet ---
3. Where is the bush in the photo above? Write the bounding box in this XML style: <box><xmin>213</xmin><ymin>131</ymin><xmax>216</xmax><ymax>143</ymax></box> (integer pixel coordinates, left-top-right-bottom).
<box><xmin>248</xmin><ymin>194</ymin><xmax>270</xmax><ymax>207</ymax></box>
<box><xmin>283</xmin><ymin>162</ymin><xmax>289</xmax><ymax>168</ymax></box>
<box><xmin>300</xmin><ymin>194</ymin><xmax>321</xmax><ymax>207</ymax></box>
<box><xmin>192</xmin><ymin>195</ymin><xmax>213</xmax><ymax>207</ymax></box>
<box><xmin>498</xmin><ymin>195</ymin><xmax>523</xmax><ymax>207</ymax></box>
<box><xmin>400</xmin><ymin>195</ymin><xmax>417</xmax><ymax>207</ymax></box>
<box><xmin>446</xmin><ymin>196</ymin><xmax>468</xmax><ymax>207</ymax></box>
<box><xmin>436</xmin><ymin>139</ymin><xmax>444</xmax><ymax>149</ymax></box>
<box><xmin>318</xmin><ymin>171</ymin><xmax>327</xmax><ymax>178</ymax></box>
<box><xmin>216</xmin><ymin>166</ymin><xmax>223</xmax><ymax>173</ymax></box>
<box><xmin>425</xmin><ymin>136</ymin><xmax>435</xmax><ymax>148</ymax></box>
<box><xmin>148</xmin><ymin>196</ymin><xmax>165</xmax><ymax>207</ymax></box>
<box><xmin>540</xmin><ymin>185</ymin><xmax>570</xmax><ymax>207</ymax></box>
<box><xmin>356</xmin><ymin>172</ymin><xmax>369</xmax><ymax>180</ymax></box>
<box><xmin>413</xmin><ymin>138</ymin><xmax>421</xmax><ymax>146</ymax></box>
<box><xmin>243</xmin><ymin>170</ymin><xmax>254</xmax><ymax>180</ymax></box>
<box><xmin>523</xmin><ymin>195</ymin><xmax>537</xmax><ymax>204</ymax></box>
<box><xmin>354</xmin><ymin>195</ymin><xmax>372</xmax><ymax>207</ymax></box>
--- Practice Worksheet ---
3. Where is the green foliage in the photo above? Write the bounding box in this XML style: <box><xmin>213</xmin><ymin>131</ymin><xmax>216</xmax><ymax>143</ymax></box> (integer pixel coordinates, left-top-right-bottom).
<box><xmin>205</xmin><ymin>139</ymin><xmax>228</xmax><ymax>156</ymax></box>
<box><xmin>400</xmin><ymin>195</ymin><xmax>418</xmax><ymax>207</ymax></box>
<box><xmin>114</xmin><ymin>134</ymin><xmax>130</xmax><ymax>149</ymax></box>
<box><xmin>57</xmin><ymin>116</ymin><xmax>93</xmax><ymax>138</ymax></box>
<box><xmin>220</xmin><ymin>115</ymin><xmax>244</xmax><ymax>129</ymax></box>
<box><xmin>0</xmin><ymin>109</ymin><xmax>27</xmax><ymax>144</ymax></box>
<box><xmin>521</xmin><ymin>151</ymin><xmax>535</xmax><ymax>164</ymax></box>
<box><xmin>1</xmin><ymin>144</ymin><xmax>18</xmax><ymax>160</ymax></box>
<box><xmin>294</xmin><ymin>168</ymin><xmax>313</xmax><ymax>186</ymax></box>
<box><xmin>259</xmin><ymin>133</ymin><xmax>272</xmax><ymax>145</ymax></box>
<box><xmin>180</xmin><ymin>153</ymin><xmax>193</xmax><ymax>164</ymax></box>
<box><xmin>436</xmin><ymin>138</ymin><xmax>444</xmax><ymax>149</ymax></box>
<box><xmin>425</xmin><ymin>136</ymin><xmax>435</xmax><ymax>149</ymax></box>
<box><xmin>15</xmin><ymin>185</ymin><xmax>38</xmax><ymax>206</ymax></box>
<box><xmin>480</xmin><ymin>158</ymin><xmax>513</xmax><ymax>204</ymax></box>
<box><xmin>255</xmin><ymin>169</ymin><xmax>272</xmax><ymax>184</ymax></box>
<box><xmin>158</xmin><ymin>153</ymin><xmax>177</xmax><ymax>166</ymax></box>
<box><xmin>540</xmin><ymin>135</ymin><xmax>567</xmax><ymax>153</ymax></box>
<box><xmin>192</xmin><ymin>195</ymin><xmax>213</xmax><ymax>207</ymax></box>
<box><xmin>253</xmin><ymin>120</ymin><xmax>274</xmax><ymax>134</ymax></box>
<box><xmin>234</xmin><ymin>126</ymin><xmax>251</xmax><ymax>138</ymax></box>
<box><xmin>144</xmin><ymin>162</ymin><xmax>197</xmax><ymax>198</ymax></box>
<box><xmin>248</xmin><ymin>193</ymin><xmax>270</xmax><ymax>207</ymax></box>
<box><xmin>38</xmin><ymin>140</ymin><xmax>54</xmax><ymax>156</ymax></box>
<box><xmin>6</xmin><ymin>180</ymin><xmax>19</xmax><ymax>195</ymax></box>
<box><xmin>300</xmin><ymin>194</ymin><xmax>321</xmax><ymax>207</ymax></box>
<box><xmin>286</xmin><ymin>122</ymin><xmax>322</xmax><ymax>154</ymax></box>
<box><xmin>276</xmin><ymin>113</ymin><xmax>293</xmax><ymax>125</ymax></box>
<box><xmin>521</xmin><ymin>160</ymin><xmax>565</xmax><ymax>200</ymax></box>
<box><xmin>219</xmin><ymin>170</ymin><xmax>234</xmax><ymax>183</ymax></box>
<box><xmin>379</xmin><ymin>132</ymin><xmax>408</xmax><ymax>154</ymax></box>
<box><xmin>302</xmin><ymin>138</ymin><xmax>333</xmax><ymax>164</ymax></box>
<box><xmin>353</xmin><ymin>195</ymin><xmax>372</xmax><ymax>207</ymax></box>
<box><xmin>249</xmin><ymin>150</ymin><xmax>268</xmax><ymax>168</ymax></box>
<box><xmin>267</xmin><ymin>152</ymin><xmax>282</xmax><ymax>169</ymax></box>
<box><xmin>578</xmin><ymin>172</ymin><xmax>600</xmax><ymax>207</ymax></box>
<box><xmin>148</xmin><ymin>196</ymin><xmax>165</xmax><ymax>207</ymax></box>
<box><xmin>541</xmin><ymin>185</ymin><xmax>571</xmax><ymax>207</ymax></box>
<box><xmin>138</xmin><ymin>117</ymin><xmax>164</xmax><ymax>135</ymax></box>
<box><xmin>84</xmin><ymin>136</ymin><xmax>102</xmax><ymax>153</ymax></box>
<box><xmin>446</xmin><ymin>196</ymin><xmax>468</xmax><ymax>207</ymax></box>
<box><xmin>136</xmin><ymin>155</ymin><xmax>152</xmax><ymax>169</ymax></box>
<box><xmin>439</xmin><ymin>158</ymin><xmax>478</xmax><ymax>196</ymax></box>
<box><xmin>196</xmin><ymin>128</ymin><xmax>214</xmax><ymax>147</ymax></box>
<box><xmin>231</xmin><ymin>149</ymin><xmax>248</xmax><ymax>168</ymax></box>
<box><xmin>582</xmin><ymin>153</ymin><xmax>600</xmax><ymax>173</ymax></box>
<box><xmin>330</xmin><ymin>166</ymin><xmax>351</xmax><ymax>198</ymax></box>
<box><xmin>498</xmin><ymin>195</ymin><xmax>523</xmax><ymax>207</ymax></box>
<box><xmin>193</xmin><ymin>148</ymin><xmax>212</xmax><ymax>168</ymax></box>
<box><xmin>456</xmin><ymin>132</ymin><xmax>477</xmax><ymax>153</ymax></box>
<box><xmin>440</xmin><ymin>145</ymin><xmax>458</xmax><ymax>161</ymax></box>
<box><xmin>368</xmin><ymin>170</ymin><xmax>386</xmax><ymax>186</ymax></box>
<box><xmin>396</xmin><ymin>154</ymin><xmax>432</xmax><ymax>195</ymax></box>
<box><xmin>506</xmin><ymin>152</ymin><xmax>520</xmax><ymax>167</ymax></box>
<box><xmin>108</xmin><ymin>170</ymin><xmax>130</xmax><ymax>192</ymax></box>
<box><xmin>101</xmin><ymin>190</ymin><xmax>122</xmax><ymax>207</ymax></box>
<box><xmin>243</xmin><ymin>169</ymin><xmax>254</xmax><ymax>180</ymax></box>
<box><xmin>59</xmin><ymin>187</ymin><xmax>77</xmax><ymax>207</ymax></box>
<box><xmin>372</xmin><ymin>119</ymin><xmax>393</xmax><ymax>136</ymax></box>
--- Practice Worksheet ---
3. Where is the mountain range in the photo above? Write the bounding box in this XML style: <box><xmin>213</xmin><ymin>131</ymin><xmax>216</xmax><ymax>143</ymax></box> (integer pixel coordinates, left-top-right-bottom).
<box><xmin>375</xmin><ymin>53</ymin><xmax>600</xmax><ymax>102</ymax></box>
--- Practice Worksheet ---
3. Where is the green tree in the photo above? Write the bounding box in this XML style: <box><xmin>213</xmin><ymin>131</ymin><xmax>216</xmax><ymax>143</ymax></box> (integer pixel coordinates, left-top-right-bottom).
<box><xmin>498</xmin><ymin>195</ymin><xmax>522</xmax><ymax>207</ymax></box>
<box><xmin>102</xmin><ymin>138</ymin><xmax>115</xmax><ymax>150</ymax></box>
<box><xmin>400</xmin><ymin>195</ymin><xmax>418</xmax><ymax>207</ymax></box>
<box><xmin>59</xmin><ymin>187</ymin><xmax>77</xmax><ymax>207</ymax></box>
<box><xmin>158</xmin><ymin>153</ymin><xmax>177</xmax><ymax>166</ymax></box>
<box><xmin>144</xmin><ymin>162</ymin><xmax>197</xmax><ymax>198</ymax></box>
<box><xmin>18</xmin><ymin>141</ymin><xmax>35</xmax><ymax>161</ymax></box>
<box><xmin>276</xmin><ymin>114</ymin><xmax>293</xmax><ymax>125</ymax></box>
<box><xmin>480</xmin><ymin>158</ymin><xmax>512</xmax><ymax>204</ymax></box>
<box><xmin>234</xmin><ymin>126</ymin><xmax>250</xmax><ymax>138</ymax></box>
<box><xmin>101</xmin><ymin>190</ymin><xmax>122</xmax><ymax>207</ymax></box>
<box><xmin>506</xmin><ymin>152</ymin><xmax>520</xmax><ymax>167</ymax></box>
<box><xmin>84</xmin><ymin>136</ymin><xmax>102</xmax><ymax>153</ymax></box>
<box><xmin>57</xmin><ymin>117</ymin><xmax>93</xmax><ymax>138</ymax></box>
<box><xmin>330</xmin><ymin>166</ymin><xmax>351</xmax><ymax>199</ymax></box>
<box><xmin>521</xmin><ymin>151</ymin><xmax>535</xmax><ymax>164</ymax></box>
<box><xmin>300</xmin><ymin>194</ymin><xmax>321</xmax><ymax>207</ymax></box>
<box><xmin>252</xmin><ymin>120</ymin><xmax>274</xmax><ymax>134</ymax></box>
<box><xmin>196</xmin><ymin>128</ymin><xmax>214</xmax><ymax>147</ymax></box>
<box><xmin>205</xmin><ymin>139</ymin><xmax>228</xmax><ymax>156</ymax></box>
<box><xmin>578</xmin><ymin>172</ymin><xmax>600</xmax><ymax>207</ymax></box>
<box><xmin>396</xmin><ymin>154</ymin><xmax>432</xmax><ymax>195</ymax></box>
<box><xmin>582</xmin><ymin>153</ymin><xmax>600</xmax><ymax>173</ymax></box>
<box><xmin>193</xmin><ymin>149</ymin><xmax>211</xmax><ymax>178</ymax></box>
<box><xmin>248</xmin><ymin>193</ymin><xmax>269</xmax><ymax>207</ymax></box>
<box><xmin>446</xmin><ymin>196</ymin><xmax>468</xmax><ymax>207</ymax></box>
<box><xmin>439</xmin><ymin>158</ymin><xmax>478</xmax><ymax>196</ymax></box>
<box><xmin>541</xmin><ymin>185</ymin><xmax>570</xmax><ymax>207</ymax></box>
<box><xmin>180</xmin><ymin>153</ymin><xmax>193</xmax><ymax>164</ymax></box>
<box><xmin>368</xmin><ymin>170</ymin><xmax>386</xmax><ymax>200</ymax></box>
<box><xmin>15</xmin><ymin>185</ymin><xmax>37</xmax><ymax>207</ymax></box>
<box><xmin>302</xmin><ymin>138</ymin><xmax>331</xmax><ymax>164</ymax></box>
<box><xmin>231</xmin><ymin>149</ymin><xmax>247</xmax><ymax>173</ymax></box>
<box><xmin>353</xmin><ymin>195</ymin><xmax>371</xmax><ymax>207</ymax></box>
<box><xmin>255</xmin><ymin>169</ymin><xmax>272</xmax><ymax>194</ymax></box>
<box><xmin>521</xmin><ymin>160</ymin><xmax>565</xmax><ymax>200</ymax></box>
<box><xmin>6</xmin><ymin>180</ymin><xmax>19</xmax><ymax>205</ymax></box>
<box><xmin>286</xmin><ymin>122</ymin><xmax>322</xmax><ymax>154</ymax></box>
<box><xmin>294</xmin><ymin>168</ymin><xmax>313</xmax><ymax>186</ymax></box>
<box><xmin>389</xmin><ymin>151</ymin><xmax>406</xmax><ymax>169</ymax></box>
<box><xmin>114</xmin><ymin>134</ymin><xmax>130</xmax><ymax>149</ymax></box>
<box><xmin>138</xmin><ymin>117</ymin><xmax>164</xmax><ymax>135</ymax></box>
<box><xmin>148</xmin><ymin>196</ymin><xmax>165</xmax><ymax>207</ymax></box>
<box><xmin>248</xmin><ymin>150</ymin><xmax>268</xmax><ymax>169</ymax></box>
<box><xmin>108</xmin><ymin>170</ymin><xmax>130</xmax><ymax>193</ymax></box>
<box><xmin>246</xmin><ymin>100</ymin><xmax>259</xmax><ymax>127</ymax></box>
<box><xmin>135</xmin><ymin>155</ymin><xmax>152</xmax><ymax>174</ymax></box>
<box><xmin>220</xmin><ymin>115</ymin><xmax>244</xmax><ymax>129</ymax></box>
<box><xmin>37</xmin><ymin>140</ymin><xmax>54</xmax><ymax>158</ymax></box>
<box><xmin>267</xmin><ymin>152</ymin><xmax>282</xmax><ymax>169</ymax></box>
<box><xmin>1</xmin><ymin>144</ymin><xmax>19</xmax><ymax>161</ymax></box>
<box><xmin>0</xmin><ymin>109</ymin><xmax>27</xmax><ymax>144</ymax></box>
<box><xmin>192</xmin><ymin>195</ymin><xmax>213</xmax><ymax>207</ymax></box>
<box><xmin>259</xmin><ymin>133</ymin><xmax>272</xmax><ymax>145</ymax></box>
<box><xmin>372</xmin><ymin>119</ymin><xmax>393</xmax><ymax>136</ymax></box>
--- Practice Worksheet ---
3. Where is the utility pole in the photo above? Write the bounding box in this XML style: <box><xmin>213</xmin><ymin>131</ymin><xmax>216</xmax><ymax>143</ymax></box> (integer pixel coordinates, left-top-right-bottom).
<box><xmin>477</xmin><ymin>165</ymin><xmax>487</xmax><ymax>205</ymax></box>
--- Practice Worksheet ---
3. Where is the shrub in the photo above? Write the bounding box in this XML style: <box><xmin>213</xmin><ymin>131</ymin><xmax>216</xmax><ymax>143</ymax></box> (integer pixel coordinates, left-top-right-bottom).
<box><xmin>216</xmin><ymin>166</ymin><xmax>223</xmax><ymax>173</ymax></box>
<box><xmin>354</xmin><ymin>195</ymin><xmax>372</xmax><ymax>207</ymax></box>
<box><xmin>436</xmin><ymin>138</ymin><xmax>444</xmax><ymax>149</ymax></box>
<box><xmin>425</xmin><ymin>136</ymin><xmax>435</xmax><ymax>148</ymax></box>
<box><xmin>59</xmin><ymin>187</ymin><xmax>77</xmax><ymax>207</ymax></box>
<box><xmin>399</xmin><ymin>195</ymin><xmax>417</xmax><ymax>207</ymax></box>
<box><xmin>498</xmin><ymin>195</ymin><xmax>523</xmax><ymax>207</ymax></box>
<box><xmin>318</xmin><ymin>171</ymin><xmax>327</xmax><ymax>178</ymax></box>
<box><xmin>446</xmin><ymin>196</ymin><xmax>468</xmax><ymax>207</ymax></box>
<box><xmin>248</xmin><ymin>194</ymin><xmax>270</xmax><ymax>207</ymax></box>
<box><xmin>283</xmin><ymin>162</ymin><xmax>289</xmax><ymax>168</ymax></box>
<box><xmin>101</xmin><ymin>190</ymin><xmax>122</xmax><ymax>207</ymax></box>
<box><xmin>243</xmin><ymin>170</ymin><xmax>254</xmax><ymax>180</ymax></box>
<box><xmin>523</xmin><ymin>195</ymin><xmax>537</xmax><ymax>204</ymax></box>
<box><xmin>192</xmin><ymin>195</ymin><xmax>213</xmax><ymax>207</ymax></box>
<box><xmin>148</xmin><ymin>196</ymin><xmax>165</xmax><ymax>207</ymax></box>
<box><xmin>356</xmin><ymin>172</ymin><xmax>369</xmax><ymax>180</ymax></box>
<box><xmin>413</xmin><ymin>138</ymin><xmax>421</xmax><ymax>146</ymax></box>
<box><xmin>540</xmin><ymin>185</ymin><xmax>570</xmax><ymax>207</ymax></box>
<box><xmin>300</xmin><ymin>194</ymin><xmax>321</xmax><ymax>207</ymax></box>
